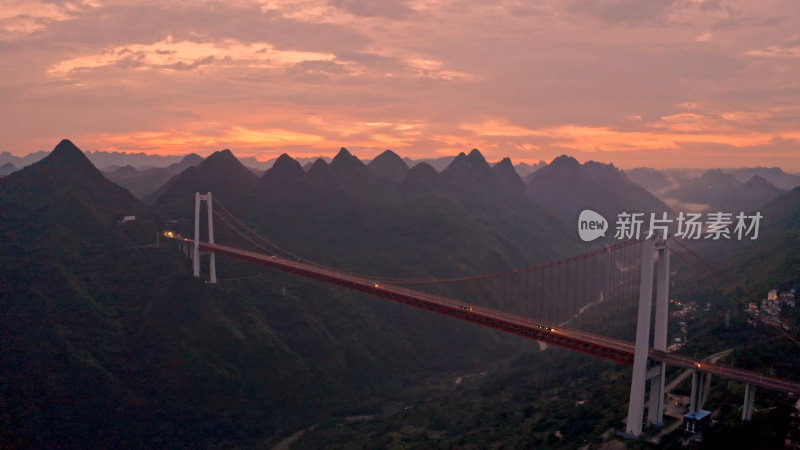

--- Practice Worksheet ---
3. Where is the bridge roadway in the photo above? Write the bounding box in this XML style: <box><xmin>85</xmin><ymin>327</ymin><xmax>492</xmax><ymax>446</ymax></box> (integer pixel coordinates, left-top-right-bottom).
<box><xmin>194</xmin><ymin>240</ymin><xmax>800</xmax><ymax>395</ymax></box>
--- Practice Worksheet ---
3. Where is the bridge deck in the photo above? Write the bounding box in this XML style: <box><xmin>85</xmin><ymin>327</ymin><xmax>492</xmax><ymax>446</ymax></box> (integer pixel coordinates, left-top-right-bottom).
<box><xmin>193</xmin><ymin>240</ymin><xmax>800</xmax><ymax>394</ymax></box>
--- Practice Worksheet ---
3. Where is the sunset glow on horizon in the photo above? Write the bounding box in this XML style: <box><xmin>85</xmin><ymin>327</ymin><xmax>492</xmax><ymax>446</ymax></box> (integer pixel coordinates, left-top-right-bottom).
<box><xmin>2</xmin><ymin>0</ymin><xmax>800</xmax><ymax>170</ymax></box>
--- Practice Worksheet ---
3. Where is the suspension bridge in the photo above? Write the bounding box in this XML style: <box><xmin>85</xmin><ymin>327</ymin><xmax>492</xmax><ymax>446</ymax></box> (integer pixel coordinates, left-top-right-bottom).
<box><xmin>166</xmin><ymin>192</ymin><xmax>800</xmax><ymax>438</ymax></box>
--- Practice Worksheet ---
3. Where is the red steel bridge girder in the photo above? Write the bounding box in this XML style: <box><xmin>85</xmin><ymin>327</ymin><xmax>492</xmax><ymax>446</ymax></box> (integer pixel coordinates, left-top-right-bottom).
<box><xmin>192</xmin><ymin>240</ymin><xmax>800</xmax><ymax>395</ymax></box>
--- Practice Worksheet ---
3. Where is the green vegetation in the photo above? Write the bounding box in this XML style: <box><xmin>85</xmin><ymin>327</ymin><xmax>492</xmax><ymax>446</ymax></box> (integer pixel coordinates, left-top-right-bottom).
<box><xmin>3</xmin><ymin>140</ymin><xmax>798</xmax><ymax>448</ymax></box>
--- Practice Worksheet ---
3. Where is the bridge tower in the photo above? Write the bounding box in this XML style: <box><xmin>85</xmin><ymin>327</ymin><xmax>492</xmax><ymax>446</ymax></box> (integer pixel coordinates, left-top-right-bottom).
<box><xmin>193</xmin><ymin>192</ymin><xmax>217</xmax><ymax>283</ymax></box>
<box><xmin>625</xmin><ymin>238</ymin><xmax>669</xmax><ymax>437</ymax></box>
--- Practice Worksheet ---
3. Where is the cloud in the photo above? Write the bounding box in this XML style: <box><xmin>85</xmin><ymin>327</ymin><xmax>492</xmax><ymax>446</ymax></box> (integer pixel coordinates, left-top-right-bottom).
<box><xmin>746</xmin><ymin>45</ymin><xmax>800</xmax><ymax>58</ymax></box>
<box><xmin>695</xmin><ymin>31</ymin><xmax>713</xmax><ymax>42</ymax></box>
<box><xmin>48</xmin><ymin>37</ymin><xmax>336</xmax><ymax>76</ymax></box>
<box><xmin>1</xmin><ymin>0</ymin><xmax>799</xmax><ymax>171</ymax></box>
<box><xmin>0</xmin><ymin>0</ymin><xmax>98</xmax><ymax>38</ymax></box>
<box><xmin>461</xmin><ymin>119</ymin><xmax>537</xmax><ymax>137</ymax></box>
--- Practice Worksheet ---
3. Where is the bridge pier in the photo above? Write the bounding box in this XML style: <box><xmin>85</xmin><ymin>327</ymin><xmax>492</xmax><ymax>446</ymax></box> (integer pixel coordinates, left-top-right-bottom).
<box><xmin>625</xmin><ymin>238</ymin><xmax>670</xmax><ymax>437</ymax></box>
<box><xmin>647</xmin><ymin>240</ymin><xmax>669</xmax><ymax>427</ymax></box>
<box><xmin>742</xmin><ymin>383</ymin><xmax>755</xmax><ymax>422</ymax></box>
<box><xmin>625</xmin><ymin>238</ymin><xmax>655</xmax><ymax>437</ymax></box>
<box><xmin>647</xmin><ymin>362</ymin><xmax>665</xmax><ymax>426</ymax></box>
<box><xmin>689</xmin><ymin>370</ymin><xmax>711</xmax><ymax>413</ymax></box>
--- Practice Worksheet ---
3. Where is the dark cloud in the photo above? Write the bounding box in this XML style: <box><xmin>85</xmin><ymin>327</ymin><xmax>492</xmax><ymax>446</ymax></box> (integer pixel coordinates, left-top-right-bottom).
<box><xmin>114</xmin><ymin>52</ymin><xmax>147</xmax><ymax>69</ymax></box>
<box><xmin>567</xmin><ymin>0</ymin><xmax>676</xmax><ymax>25</ymax></box>
<box><xmin>163</xmin><ymin>55</ymin><xmax>215</xmax><ymax>71</ymax></box>
<box><xmin>284</xmin><ymin>60</ymin><xmax>351</xmax><ymax>82</ymax></box>
<box><xmin>328</xmin><ymin>0</ymin><xmax>415</xmax><ymax>19</ymax></box>
<box><xmin>334</xmin><ymin>50</ymin><xmax>407</xmax><ymax>73</ymax></box>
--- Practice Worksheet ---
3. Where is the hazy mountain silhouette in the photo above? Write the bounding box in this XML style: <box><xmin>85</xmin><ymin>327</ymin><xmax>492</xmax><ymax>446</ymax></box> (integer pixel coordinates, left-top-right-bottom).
<box><xmin>0</xmin><ymin>150</ymin><xmax>48</xmax><ymax>168</ymax></box>
<box><xmin>402</xmin><ymin>155</ymin><xmax>454</xmax><ymax>171</ymax></box>
<box><xmin>0</xmin><ymin>162</ymin><xmax>16</xmax><ymax>177</ymax></box>
<box><xmin>680</xmin><ymin>186</ymin><xmax>800</xmax><ymax>299</ymax></box>
<box><xmin>108</xmin><ymin>164</ymin><xmax>139</xmax><ymax>177</ymax></box>
<box><xmin>85</xmin><ymin>150</ymin><xmax>188</xmax><ymax>169</ymax></box>
<box><xmin>105</xmin><ymin>153</ymin><xmax>204</xmax><ymax>198</ymax></box>
<box><xmin>627</xmin><ymin>167</ymin><xmax>671</xmax><ymax>193</ymax></box>
<box><xmin>147</xmin><ymin>149</ymin><xmax>259</xmax><ymax>207</ymax></box>
<box><xmin>665</xmin><ymin>169</ymin><xmax>742</xmax><ymax>207</ymax></box>
<box><xmin>437</xmin><ymin>149</ymin><xmax>527</xmax><ymax>201</ymax></box>
<box><xmin>726</xmin><ymin>167</ymin><xmax>800</xmax><ymax>190</ymax></box>
<box><xmin>714</xmin><ymin>175</ymin><xmax>786</xmax><ymax>212</ymax></box>
<box><xmin>526</xmin><ymin>155</ymin><xmax>671</xmax><ymax>230</ymax></box>
<box><xmin>514</xmin><ymin>160</ymin><xmax>546</xmax><ymax>177</ymax></box>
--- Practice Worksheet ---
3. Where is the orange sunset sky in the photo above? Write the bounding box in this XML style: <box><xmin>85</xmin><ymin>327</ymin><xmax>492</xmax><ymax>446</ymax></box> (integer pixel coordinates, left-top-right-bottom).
<box><xmin>2</xmin><ymin>0</ymin><xmax>799</xmax><ymax>170</ymax></box>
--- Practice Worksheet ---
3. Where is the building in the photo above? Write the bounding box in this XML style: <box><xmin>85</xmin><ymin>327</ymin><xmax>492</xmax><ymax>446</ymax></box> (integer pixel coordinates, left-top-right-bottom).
<box><xmin>682</xmin><ymin>409</ymin><xmax>711</xmax><ymax>434</ymax></box>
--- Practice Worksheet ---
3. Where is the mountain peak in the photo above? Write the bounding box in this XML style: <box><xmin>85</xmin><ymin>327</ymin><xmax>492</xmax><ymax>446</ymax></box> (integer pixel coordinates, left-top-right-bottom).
<box><xmin>179</xmin><ymin>153</ymin><xmax>204</xmax><ymax>166</ymax></box>
<box><xmin>274</xmin><ymin>153</ymin><xmax>301</xmax><ymax>169</ymax></box>
<box><xmin>492</xmin><ymin>157</ymin><xmax>516</xmax><ymax>178</ymax></box>
<box><xmin>713</xmin><ymin>173</ymin><xmax>785</xmax><ymax>212</ymax></box>
<box><xmin>583</xmin><ymin>160</ymin><xmax>628</xmax><ymax>184</ymax></box>
<box><xmin>54</xmin><ymin>138</ymin><xmax>81</xmax><ymax>154</ymax></box>
<box><xmin>440</xmin><ymin>149</ymin><xmax>498</xmax><ymax>192</ymax></box>
<box><xmin>148</xmin><ymin>149</ymin><xmax>258</xmax><ymax>205</ymax></box>
<box><xmin>1</xmin><ymin>139</ymin><xmax>144</xmax><ymax>217</ymax></box>
<box><xmin>44</xmin><ymin>139</ymin><xmax>94</xmax><ymax>168</ymax></box>
<box><xmin>744</xmin><ymin>174</ymin><xmax>773</xmax><ymax>188</ymax></box>
<box><xmin>196</xmin><ymin>149</ymin><xmax>252</xmax><ymax>175</ymax></box>
<box><xmin>193</xmin><ymin>149</ymin><xmax>259</xmax><ymax>186</ymax></box>
<box><xmin>330</xmin><ymin>147</ymin><xmax>368</xmax><ymax>178</ymax></box>
<box><xmin>699</xmin><ymin>168</ymin><xmax>739</xmax><ymax>182</ymax></box>
<box><xmin>402</xmin><ymin>162</ymin><xmax>439</xmax><ymax>190</ymax></box>
<box><xmin>202</xmin><ymin>149</ymin><xmax>236</xmax><ymax>165</ymax></box>
<box><xmin>526</xmin><ymin>154</ymin><xmax>670</xmax><ymax>226</ymax></box>
<box><xmin>549</xmin><ymin>155</ymin><xmax>580</xmax><ymax>169</ymax></box>
<box><xmin>467</xmin><ymin>148</ymin><xmax>488</xmax><ymax>166</ymax></box>
<box><xmin>444</xmin><ymin>150</ymin><xmax>491</xmax><ymax>172</ymax></box>
<box><xmin>494</xmin><ymin>157</ymin><xmax>514</xmax><ymax>170</ymax></box>
<box><xmin>335</xmin><ymin>147</ymin><xmax>353</xmax><ymax>159</ymax></box>
<box><xmin>368</xmin><ymin>150</ymin><xmax>409</xmax><ymax>182</ymax></box>
<box><xmin>492</xmin><ymin>157</ymin><xmax>527</xmax><ymax>196</ymax></box>
<box><xmin>492</xmin><ymin>157</ymin><xmax>517</xmax><ymax>179</ymax></box>
<box><xmin>262</xmin><ymin>153</ymin><xmax>304</xmax><ymax>184</ymax></box>
<box><xmin>525</xmin><ymin>154</ymin><xmax>583</xmax><ymax>185</ymax></box>
<box><xmin>695</xmin><ymin>169</ymin><xmax>742</xmax><ymax>191</ymax></box>
<box><xmin>306</xmin><ymin>157</ymin><xmax>331</xmax><ymax>179</ymax></box>
<box><xmin>331</xmin><ymin>147</ymin><xmax>364</xmax><ymax>166</ymax></box>
<box><xmin>371</xmin><ymin>149</ymin><xmax>402</xmax><ymax>163</ymax></box>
